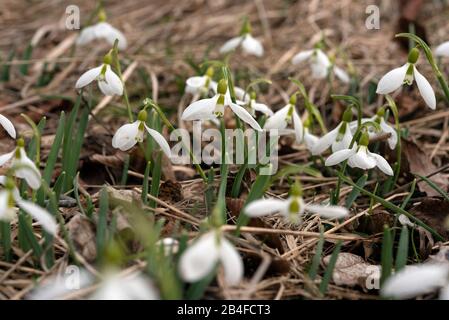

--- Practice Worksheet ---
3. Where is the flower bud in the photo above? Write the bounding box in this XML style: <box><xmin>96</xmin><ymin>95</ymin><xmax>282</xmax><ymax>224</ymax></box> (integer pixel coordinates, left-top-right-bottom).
<box><xmin>206</xmin><ymin>67</ymin><xmax>214</xmax><ymax>78</ymax></box>
<box><xmin>359</xmin><ymin>131</ymin><xmax>370</xmax><ymax>146</ymax></box>
<box><xmin>376</xmin><ymin>107</ymin><xmax>385</xmax><ymax>118</ymax></box>
<box><xmin>250</xmin><ymin>91</ymin><xmax>256</xmax><ymax>100</ymax></box>
<box><xmin>289</xmin><ymin>198</ymin><xmax>300</xmax><ymax>214</ymax></box>
<box><xmin>98</xmin><ymin>9</ymin><xmax>107</xmax><ymax>22</ymax></box>
<box><xmin>17</xmin><ymin>137</ymin><xmax>25</xmax><ymax>148</ymax></box>
<box><xmin>103</xmin><ymin>51</ymin><xmax>113</xmax><ymax>65</ymax></box>
<box><xmin>289</xmin><ymin>94</ymin><xmax>297</xmax><ymax>106</ymax></box>
<box><xmin>290</xmin><ymin>181</ymin><xmax>303</xmax><ymax>197</ymax></box>
<box><xmin>408</xmin><ymin>48</ymin><xmax>420</xmax><ymax>64</ymax></box>
<box><xmin>217</xmin><ymin>79</ymin><xmax>228</xmax><ymax>95</ymax></box>
<box><xmin>342</xmin><ymin>107</ymin><xmax>353</xmax><ymax>123</ymax></box>
<box><xmin>239</xmin><ymin>17</ymin><xmax>251</xmax><ymax>35</ymax></box>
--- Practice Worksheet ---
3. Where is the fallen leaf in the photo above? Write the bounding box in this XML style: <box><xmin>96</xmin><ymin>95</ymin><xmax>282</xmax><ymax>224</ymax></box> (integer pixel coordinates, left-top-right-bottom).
<box><xmin>67</xmin><ymin>214</ymin><xmax>97</xmax><ymax>262</ymax></box>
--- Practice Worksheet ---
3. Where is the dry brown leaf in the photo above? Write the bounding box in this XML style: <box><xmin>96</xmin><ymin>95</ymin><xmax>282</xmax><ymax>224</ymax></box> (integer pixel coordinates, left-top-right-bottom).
<box><xmin>323</xmin><ymin>252</ymin><xmax>380</xmax><ymax>288</ymax></box>
<box><xmin>67</xmin><ymin>214</ymin><xmax>97</xmax><ymax>262</ymax></box>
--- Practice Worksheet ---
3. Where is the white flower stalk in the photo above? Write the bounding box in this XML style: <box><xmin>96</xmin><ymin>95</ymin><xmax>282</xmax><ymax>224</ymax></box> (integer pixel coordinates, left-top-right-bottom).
<box><xmin>219</xmin><ymin>19</ymin><xmax>263</xmax><ymax>57</ymax></box>
<box><xmin>112</xmin><ymin>110</ymin><xmax>171</xmax><ymax>157</ymax></box>
<box><xmin>185</xmin><ymin>67</ymin><xmax>217</xmax><ymax>96</ymax></box>
<box><xmin>238</xmin><ymin>92</ymin><xmax>273</xmax><ymax>117</ymax></box>
<box><xmin>75</xmin><ymin>52</ymin><xmax>123</xmax><ymax>96</ymax></box>
<box><xmin>263</xmin><ymin>95</ymin><xmax>303</xmax><ymax>143</ymax></box>
<box><xmin>435</xmin><ymin>41</ymin><xmax>449</xmax><ymax>57</ymax></box>
<box><xmin>181</xmin><ymin>79</ymin><xmax>262</xmax><ymax>131</ymax></box>
<box><xmin>0</xmin><ymin>176</ymin><xmax>58</xmax><ymax>235</ymax></box>
<box><xmin>348</xmin><ymin>108</ymin><xmax>398</xmax><ymax>150</ymax></box>
<box><xmin>179</xmin><ymin>230</ymin><xmax>243</xmax><ymax>286</ymax></box>
<box><xmin>0</xmin><ymin>114</ymin><xmax>16</xmax><ymax>139</ymax></box>
<box><xmin>381</xmin><ymin>263</ymin><xmax>449</xmax><ymax>300</ymax></box>
<box><xmin>245</xmin><ymin>182</ymin><xmax>349</xmax><ymax>224</ymax></box>
<box><xmin>311</xmin><ymin>108</ymin><xmax>353</xmax><ymax>155</ymax></box>
<box><xmin>0</xmin><ymin>138</ymin><xmax>41</xmax><ymax>189</ymax></box>
<box><xmin>77</xmin><ymin>10</ymin><xmax>127</xmax><ymax>50</ymax></box>
<box><xmin>325</xmin><ymin>132</ymin><xmax>394</xmax><ymax>176</ymax></box>
<box><xmin>376</xmin><ymin>48</ymin><xmax>436</xmax><ymax>110</ymax></box>
<box><xmin>292</xmin><ymin>48</ymin><xmax>350</xmax><ymax>83</ymax></box>
<box><xmin>29</xmin><ymin>269</ymin><xmax>158</xmax><ymax>300</ymax></box>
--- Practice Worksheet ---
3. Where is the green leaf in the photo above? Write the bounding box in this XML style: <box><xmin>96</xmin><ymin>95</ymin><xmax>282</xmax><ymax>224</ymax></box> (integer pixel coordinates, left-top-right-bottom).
<box><xmin>395</xmin><ymin>226</ymin><xmax>409</xmax><ymax>272</ymax></box>
<box><xmin>308</xmin><ymin>228</ymin><xmax>325</xmax><ymax>280</ymax></box>
<box><xmin>345</xmin><ymin>174</ymin><xmax>368</xmax><ymax>208</ymax></box>
<box><xmin>381</xmin><ymin>226</ymin><xmax>393</xmax><ymax>285</ymax></box>
<box><xmin>96</xmin><ymin>187</ymin><xmax>109</xmax><ymax>261</ymax></box>
<box><xmin>319</xmin><ymin>241</ymin><xmax>342</xmax><ymax>294</ymax></box>
<box><xmin>19</xmin><ymin>43</ymin><xmax>33</xmax><ymax>76</ymax></box>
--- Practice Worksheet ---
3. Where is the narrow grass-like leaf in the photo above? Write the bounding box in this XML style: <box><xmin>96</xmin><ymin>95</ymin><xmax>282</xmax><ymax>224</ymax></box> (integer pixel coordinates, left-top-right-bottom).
<box><xmin>319</xmin><ymin>241</ymin><xmax>342</xmax><ymax>294</ymax></box>
<box><xmin>345</xmin><ymin>174</ymin><xmax>368</xmax><ymax>208</ymax></box>
<box><xmin>1</xmin><ymin>50</ymin><xmax>14</xmax><ymax>82</ymax></box>
<box><xmin>395</xmin><ymin>226</ymin><xmax>409</xmax><ymax>272</ymax></box>
<box><xmin>96</xmin><ymin>187</ymin><xmax>109</xmax><ymax>260</ymax></box>
<box><xmin>142</xmin><ymin>161</ymin><xmax>151</xmax><ymax>205</ymax></box>
<box><xmin>120</xmin><ymin>154</ymin><xmax>130</xmax><ymax>185</ymax></box>
<box><xmin>380</xmin><ymin>226</ymin><xmax>393</xmax><ymax>285</ymax></box>
<box><xmin>416</xmin><ymin>174</ymin><xmax>449</xmax><ymax>202</ymax></box>
<box><xmin>19</xmin><ymin>43</ymin><xmax>33</xmax><ymax>75</ymax></box>
<box><xmin>308</xmin><ymin>228</ymin><xmax>325</xmax><ymax>280</ymax></box>
<box><xmin>231</xmin><ymin>163</ymin><xmax>247</xmax><ymax>198</ymax></box>
<box><xmin>149</xmin><ymin>152</ymin><xmax>162</xmax><ymax>208</ymax></box>
<box><xmin>1</xmin><ymin>221</ymin><xmax>11</xmax><ymax>261</ymax></box>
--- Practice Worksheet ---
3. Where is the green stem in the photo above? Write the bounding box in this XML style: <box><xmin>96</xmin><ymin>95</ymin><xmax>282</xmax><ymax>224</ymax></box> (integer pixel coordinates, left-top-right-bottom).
<box><xmin>112</xmin><ymin>41</ymin><xmax>133</xmax><ymax>122</ymax></box>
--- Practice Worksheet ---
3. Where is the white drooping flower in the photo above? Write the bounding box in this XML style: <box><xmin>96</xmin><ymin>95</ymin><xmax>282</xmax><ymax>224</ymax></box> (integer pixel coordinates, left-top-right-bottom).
<box><xmin>179</xmin><ymin>230</ymin><xmax>243</xmax><ymax>286</ymax></box>
<box><xmin>311</xmin><ymin>109</ymin><xmax>354</xmax><ymax>156</ymax></box>
<box><xmin>376</xmin><ymin>48</ymin><xmax>435</xmax><ymax>110</ymax></box>
<box><xmin>0</xmin><ymin>138</ymin><xmax>42</xmax><ymax>189</ymax></box>
<box><xmin>75</xmin><ymin>54</ymin><xmax>123</xmax><ymax>96</ymax></box>
<box><xmin>181</xmin><ymin>79</ymin><xmax>262</xmax><ymax>131</ymax></box>
<box><xmin>263</xmin><ymin>95</ymin><xmax>303</xmax><ymax>143</ymax></box>
<box><xmin>292</xmin><ymin>48</ymin><xmax>350</xmax><ymax>83</ymax></box>
<box><xmin>29</xmin><ymin>269</ymin><xmax>158</xmax><ymax>300</ymax></box>
<box><xmin>77</xmin><ymin>21</ymin><xmax>127</xmax><ymax>50</ymax></box>
<box><xmin>304</xmin><ymin>127</ymin><xmax>320</xmax><ymax>152</ymax></box>
<box><xmin>220</xmin><ymin>19</ymin><xmax>263</xmax><ymax>57</ymax></box>
<box><xmin>238</xmin><ymin>92</ymin><xmax>273</xmax><ymax>117</ymax></box>
<box><xmin>0</xmin><ymin>176</ymin><xmax>58</xmax><ymax>235</ymax></box>
<box><xmin>112</xmin><ymin>110</ymin><xmax>171</xmax><ymax>157</ymax></box>
<box><xmin>381</xmin><ymin>263</ymin><xmax>449</xmax><ymax>300</ymax></box>
<box><xmin>0</xmin><ymin>114</ymin><xmax>16</xmax><ymax>139</ymax></box>
<box><xmin>245</xmin><ymin>182</ymin><xmax>349</xmax><ymax>224</ymax></box>
<box><xmin>325</xmin><ymin>133</ymin><xmax>394</xmax><ymax>176</ymax></box>
<box><xmin>185</xmin><ymin>67</ymin><xmax>217</xmax><ymax>96</ymax></box>
<box><xmin>435</xmin><ymin>41</ymin><xmax>449</xmax><ymax>57</ymax></box>
<box><xmin>348</xmin><ymin>109</ymin><xmax>398</xmax><ymax>150</ymax></box>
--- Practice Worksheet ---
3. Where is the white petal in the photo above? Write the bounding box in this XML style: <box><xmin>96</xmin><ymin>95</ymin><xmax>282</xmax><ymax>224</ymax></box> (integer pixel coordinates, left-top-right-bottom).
<box><xmin>185</xmin><ymin>76</ymin><xmax>207</xmax><ymax>94</ymax></box>
<box><xmin>311</xmin><ymin>124</ymin><xmax>341</xmax><ymax>155</ymax></box>
<box><xmin>242</xmin><ymin>35</ymin><xmax>264</xmax><ymax>57</ymax></box>
<box><xmin>219</xmin><ymin>238</ymin><xmax>244</xmax><ymax>286</ymax></box>
<box><xmin>219</xmin><ymin>37</ymin><xmax>243</xmax><ymax>54</ymax></box>
<box><xmin>244</xmin><ymin>198</ymin><xmax>288</xmax><ymax>217</ymax></box>
<box><xmin>112</xmin><ymin>121</ymin><xmax>140</xmax><ymax>151</ymax></box>
<box><xmin>0</xmin><ymin>150</ymin><xmax>15</xmax><ymax>166</ymax></box>
<box><xmin>292</xmin><ymin>109</ymin><xmax>303</xmax><ymax>143</ymax></box>
<box><xmin>376</xmin><ymin>64</ymin><xmax>408</xmax><ymax>94</ymax></box>
<box><xmin>435</xmin><ymin>41</ymin><xmax>449</xmax><ymax>57</ymax></box>
<box><xmin>182</xmin><ymin>96</ymin><xmax>217</xmax><ymax>121</ymax></box>
<box><xmin>103</xmin><ymin>65</ymin><xmax>123</xmax><ymax>96</ymax></box>
<box><xmin>414</xmin><ymin>66</ymin><xmax>436</xmax><ymax>110</ymax></box>
<box><xmin>440</xmin><ymin>284</ymin><xmax>449</xmax><ymax>300</ymax></box>
<box><xmin>334</xmin><ymin>66</ymin><xmax>350</xmax><ymax>83</ymax></box>
<box><xmin>144</xmin><ymin>125</ymin><xmax>172</xmax><ymax>158</ymax></box>
<box><xmin>305</xmin><ymin>204</ymin><xmax>349</xmax><ymax>219</ymax></box>
<box><xmin>325</xmin><ymin>147</ymin><xmax>356</xmax><ymax>166</ymax></box>
<box><xmin>228</xmin><ymin>103</ymin><xmax>262</xmax><ymax>131</ymax></box>
<box><xmin>304</xmin><ymin>131</ymin><xmax>319</xmax><ymax>151</ymax></box>
<box><xmin>91</xmin><ymin>273</ymin><xmax>158</xmax><ymax>300</ymax></box>
<box><xmin>348</xmin><ymin>147</ymin><xmax>376</xmax><ymax>170</ymax></box>
<box><xmin>381</xmin><ymin>264</ymin><xmax>449</xmax><ymax>299</ymax></box>
<box><xmin>369</xmin><ymin>151</ymin><xmax>394</xmax><ymax>176</ymax></box>
<box><xmin>179</xmin><ymin>232</ymin><xmax>220</xmax><ymax>283</ymax></box>
<box><xmin>263</xmin><ymin>105</ymin><xmax>290</xmax><ymax>130</ymax></box>
<box><xmin>95</xmin><ymin>23</ymin><xmax>127</xmax><ymax>50</ymax></box>
<box><xmin>252</xmin><ymin>103</ymin><xmax>273</xmax><ymax>116</ymax></box>
<box><xmin>292</xmin><ymin>50</ymin><xmax>314</xmax><ymax>65</ymax></box>
<box><xmin>14</xmin><ymin>148</ymin><xmax>41</xmax><ymax>189</ymax></box>
<box><xmin>17</xmin><ymin>199</ymin><xmax>58</xmax><ymax>235</ymax></box>
<box><xmin>0</xmin><ymin>114</ymin><xmax>16</xmax><ymax>139</ymax></box>
<box><xmin>75</xmin><ymin>66</ymin><xmax>102</xmax><ymax>89</ymax></box>
<box><xmin>233</xmin><ymin>86</ymin><xmax>248</xmax><ymax>102</ymax></box>
<box><xmin>76</xmin><ymin>25</ymin><xmax>97</xmax><ymax>46</ymax></box>
<box><xmin>0</xmin><ymin>191</ymin><xmax>15</xmax><ymax>221</ymax></box>
<box><xmin>331</xmin><ymin>124</ymin><xmax>352</xmax><ymax>153</ymax></box>
<box><xmin>380</xmin><ymin>119</ymin><xmax>398</xmax><ymax>150</ymax></box>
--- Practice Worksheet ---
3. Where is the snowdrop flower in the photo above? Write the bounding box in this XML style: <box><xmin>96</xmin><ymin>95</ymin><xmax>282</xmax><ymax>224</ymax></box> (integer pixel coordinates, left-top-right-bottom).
<box><xmin>77</xmin><ymin>10</ymin><xmax>127</xmax><ymax>50</ymax></box>
<box><xmin>112</xmin><ymin>110</ymin><xmax>171</xmax><ymax>157</ymax></box>
<box><xmin>435</xmin><ymin>41</ymin><xmax>449</xmax><ymax>57</ymax></box>
<box><xmin>179</xmin><ymin>230</ymin><xmax>243</xmax><ymax>286</ymax></box>
<box><xmin>0</xmin><ymin>138</ymin><xmax>41</xmax><ymax>189</ymax></box>
<box><xmin>311</xmin><ymin>108</ymin><xmax>353</xmax><ymax>155</ymax></box>
<box><xmin>0</xmin><ymin>114</ymin><xmax>16</xmax><ymax>139</ymax></box>
<box><xmin>263</xmin><ymin>95</ymin><xmax>303</xmax><ymax>143</ymax></box>
<box><xmin>0</xmin><ymin>176</ymin><xmax>58</xmax><ymax>235</ymax></box>
<box><xmin>219</xmin><ymin>19</ymin><xmax>263</xmax><ymax>57</ymax></box>
<box><xmin>181</xmin><ymin>79</ymin><xmax>262</xmax><ymax>131</ymax></box>
<box><xmin>75</xmin><ymin>53</ymin><xmax>123</xmax><ymax>96</ymax></box>
<box><xmin>292</xmin><ymin>47</ymin><xmax>350</xmax><ymax>83</ymax></box>
<box><xmin>382</xmin><ymin>263</ymin><xmax>449</xmax><ymax>300</ymax></box>
<box><xmin>29</xmin><ymin>269</ymin><xmax>158</xmax><ymax>300</ymax></box>
<box><xmin>325</xmin><ymin>132</ymin><xmax>394</xmax><ymax>176</ymax></box>
<box><xmin>245</xmin><ymin>182</ymin><xmax>348</xmax><ymax>224</ymax></box>
<box><xmin>348</xmin><ymin>108</ymin><xmax>398</xmax><ymax>150</ymax></box>
<box><xmin>376</xmin><ymin>48</ymin><xmax>436</xmax><ymax>110</ymax></box>
<box><xmin>185</xmin><ymin>67</ymin><xmax>217</xmax><ymax>96</ymax></box>
<box><xmin>238</xmin><ymin>92</ymin><xmax>273</xmax><ymax>117</ymax></box>
<box><xmin>302</xmin><ymin>118</ymin><xmax>320</xmax><ymax>152</ymax></box>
